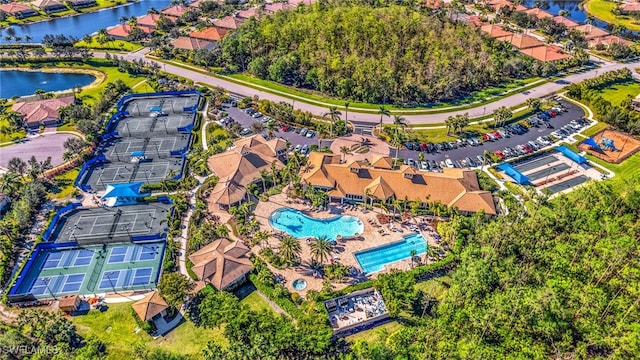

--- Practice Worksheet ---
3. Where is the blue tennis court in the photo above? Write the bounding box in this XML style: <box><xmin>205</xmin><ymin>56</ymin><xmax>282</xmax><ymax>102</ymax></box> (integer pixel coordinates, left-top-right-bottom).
<box><xmin>108</xmin><ymin>244</ymin><xmax>161</xmax><ymax>264</ymax></box>
<box><xmin>29</xmin><ymin>273</ymin><xmax>86</xmax><ymax>296</ymax></box>
<box><xmin>98</xmin><ymin>267</ymin><xmax>154</xmax><ymax>290</ymax></box>
<box><xmin>42</xmin><ymin>249</ymin><xmax>95</xmax><ymax>269</ymax></box>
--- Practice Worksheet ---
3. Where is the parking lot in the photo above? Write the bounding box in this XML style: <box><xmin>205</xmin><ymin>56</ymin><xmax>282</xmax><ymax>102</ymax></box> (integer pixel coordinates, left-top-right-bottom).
<box><xmin>397</xmin><ymin>100</ymin><xmax>586</xmax><ymax>169</ymax></box>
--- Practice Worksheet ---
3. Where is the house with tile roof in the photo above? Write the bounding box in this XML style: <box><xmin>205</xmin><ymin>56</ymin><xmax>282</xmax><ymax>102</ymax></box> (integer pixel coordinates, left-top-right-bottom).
<box><xmin>213</xmin><ymin>15</ymin><xmax>245</xmax><ymax>30</ymax></box>
<box><xmin>67</xmin><ymin>0</ymin><xmax>96</xmax><ymax>9</ymax></box>
<box><xmin>137</xmin><ymin>13</ymin><xmax>174</xmax><ymax>31</ymax></box>
<box><xmin>236</xmin><ymin>7</ymin><xmax>260</xmax><ymax>19</ymax></box>
<box><xmin>12</xmin><ymin>95</ymin><xmax>75</xmax><ymax>128</ymax></box>
<box><xmin>520</xmin><ymin>45</ymin><xmax>571</xmax><ymax>62</ymax></box>
<box><xmin>620</xmin><ymin>2</ymin><xmax>640</xmax><ymax>14</ymax></box>
<box><xmin>264</xmin><ymin>2</ymin><xmax>293</xmax><ymax>13</ymax></box>
<box><xmin>0</xmin><ymin>2</ymin><xmax>37</xmax><ymax>18</ymax></box>
<box><xmin>189</xmin><ymin>26</ymin><xmax>228</xmax><ymax>41</ymax></box>
<box><xmin>205</xmin><ymin>135</ymin><xmax>287</xmax><ymax>208</ymax></box>
<box><xmin>173</xmin><ymin>36</ymin><xmax>215</xmax><ymax>50</ymax></box>
<box><xmin>189</xmin><ymin>239</ymin><xmax>252</xmax><ymax>290</ymax></box>
<box><xmin>574</xmin><ymin>24</ymin><xmax>610</xmax><ymax>40</ymax></box>
<box><xmin>588</xmin><ymin>35</ymin><xmax>632</xmax><ymax>49</ymax></box>
<box><xmin>132</xmin><ymin>290</ymin><xmax>168</xmax><ymax>321</ymax></box>
<box><xmin>301</xmin><ymin>153</ymin><xmax>497</xmax><ymax>215</ymax></box>
<box><xmin>106</xmin><ymin>24</ymin><xmax>153</xmax><ymax>40</ymax></box>
<box><xmin>505</xmin><ymin>33</ymin><xmax>544</xmax><ymax>49</ymax></box>
<box><xmin>524</xmin><ymin>8</ymin><xmax>554</xmax><ymax>20</ymax></box>
<box><xmin>480</xmin><ymin>24</ymin><xmax>514</xmax><ymax>40</ymax></box>
<box><xmin>31</xmin><ymin>0</ymin><xmax>66</xmax><ymax>13</ymax></box>
<box><xmin>553</xmin><ymin>16</ymin><xmax>579</xmax><ymax>29</ymax></box>
<box><xmin>287</xmin><ymin>0</ymin><xmax>315</xmax><ymax>6</ymax></box>
<box><xmin>161</xmin><ymin>4</ymin><xmax>188</xmax><ymax>18</ymax></box>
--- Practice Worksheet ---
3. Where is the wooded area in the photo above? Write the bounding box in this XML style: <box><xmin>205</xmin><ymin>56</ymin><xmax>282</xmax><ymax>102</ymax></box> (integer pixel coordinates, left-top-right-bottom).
<box><xmin>221</xmin><ymin>1</ymin><xmax>535</xmax><ymax>104</ymax></box>
<box><xmin>347</xmin><ymin>180</ymin><xmax>640</xmax><ymax>359</ymax></box>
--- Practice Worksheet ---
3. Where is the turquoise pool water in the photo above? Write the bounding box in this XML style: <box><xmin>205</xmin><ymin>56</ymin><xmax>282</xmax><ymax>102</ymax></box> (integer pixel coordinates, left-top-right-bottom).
<box><xmin>269</xmin><ymin>208</ymin><xmax>364</xmax><ymax>240</ymax></box>
<box><xmin>355</xmin><ymin>233</ymin><xmax>428</xmax><ymax>274</ymax></box>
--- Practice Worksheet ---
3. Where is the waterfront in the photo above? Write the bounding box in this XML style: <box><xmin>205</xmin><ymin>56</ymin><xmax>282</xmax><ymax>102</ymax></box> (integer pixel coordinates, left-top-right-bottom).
<box><xmin>0</xmin><ymin>70</ymin><xmax>96</xmax><ymax>98</ymax></box>
<box><xmin>0</xmin><ymin>0</ymin><xmax>172</xmax><ymax>43</ymax></box>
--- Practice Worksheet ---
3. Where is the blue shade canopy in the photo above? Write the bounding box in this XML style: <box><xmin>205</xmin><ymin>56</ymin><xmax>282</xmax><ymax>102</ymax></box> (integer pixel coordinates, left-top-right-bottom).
<box><xmin>101</xmin><ymin>182</ymin><xmax>144</xmax><ymax>199</ymax></box>
<box><xmin>497</xmin><ymin>163</ymin><xmax>530</xmax><ymax>185</ymax></box>
<box><xmin>556</xmin><ymin>145</ymin><xmax>587</xmax><ymax>164</ymax></box>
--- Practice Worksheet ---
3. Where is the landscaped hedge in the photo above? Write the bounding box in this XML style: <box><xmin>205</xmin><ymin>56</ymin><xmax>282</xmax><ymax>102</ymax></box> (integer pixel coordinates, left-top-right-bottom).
<box><xmin>248</xmin><ymin>273</ymin><xmax>305</xmax><ymax>320</ymax></box>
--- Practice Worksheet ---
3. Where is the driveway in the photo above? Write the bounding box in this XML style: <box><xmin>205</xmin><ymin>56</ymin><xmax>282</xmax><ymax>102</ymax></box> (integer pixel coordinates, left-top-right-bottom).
<box><xmin>396</xmin><ymin>100</ymin><xmax>585</xmax><ymax>166</ymax></box>
<box><xmin>0</xmin><ymin>133</ymin><xmax>80</xmax><ymax>169</ymax></box>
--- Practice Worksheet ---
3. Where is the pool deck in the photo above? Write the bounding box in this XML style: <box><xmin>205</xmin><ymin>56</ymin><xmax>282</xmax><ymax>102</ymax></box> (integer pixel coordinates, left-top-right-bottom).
<box><xmin>251</xmin><ymin>192</ymin><xmax>444</xmax><ymax>296</ymax></box>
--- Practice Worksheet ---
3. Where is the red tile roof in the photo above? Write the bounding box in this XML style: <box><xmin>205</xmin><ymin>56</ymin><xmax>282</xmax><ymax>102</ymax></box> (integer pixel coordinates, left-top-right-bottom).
<box><xmin>12</xmin><ymin>95</ymin><xmax>75</xmax><ymax>127</ymax></box>
<box><xmin>480</xmin><ymin>24</ymin><xmax>514</xmax><ymax>39</ymax></box>
<box><xmin>189</xmin><ymin>26</ymin><xmax>228</xmax><ymax>41</ymax></box>
<box><xmin>466</xmin><ymin>15</ymin><xmax>488</xmax><ymax>27</ymax></box>
<box><xmin>589</xmin><ymin>35</ymin><xmax>632</xmax><ymax>48</ymax></box>
<box><xmin>236</xmin><ymin>7</ymin><xmax>259</xmax><ymax>19</ymax></box>
<box><xmin>574</xmin><ymin>24</ymin><xmax>610</xmax><ymax>39</ymax></box>
<box><xmin>524</xmin><ymin>8</ymin><xmax>554</xmax><ymax>19</ymax></box>
<box><xmin>620</xmin><ymin>3</ymin><xmax>640</xmax><ymax>13</ymax></box>
<box><xmin>161</xmin><ymin>4</ymin><xmax>188</xmax><ymax>18</ymax></box>
<box><xmin>173</xmin><ymin>36</ymin><xmax>215</xmax><ymax>50</ymax></box>
<box><xmin>137</xmin><ymin>13</ymin><xmax>173</xmax><ymax>29</ymax></box>
<box><xmin>106</xmin><ymin>24</ymin><xmax>153</xmax><ymax>38</ymax></box>
<box><xmin>553</xmin><ymin>15</ymin><xmax>579</xmax><ymax>28</ymax></box>
<box><xmin>264</xmin><ymin>2</ymin><xmax>293</xmax><ymax>13</ymax></box>
<box><xmin>506</xmin><ymin>33</ymin><xmax>544</xmax><ymax>49</ymax></box>
<box><xmin>0</xmin><ymin>2</ymin><xmax>35</xmax><ymax>15</ymax></box>
<box><xmin>520</xmin><ymin>45</ymin><xmax>571</xmax><ymax>62</ymax></box>
<box><xmin>213</xmin><ymin>15</ymin><xmax>245</xmax><ymax>29</ymax></box>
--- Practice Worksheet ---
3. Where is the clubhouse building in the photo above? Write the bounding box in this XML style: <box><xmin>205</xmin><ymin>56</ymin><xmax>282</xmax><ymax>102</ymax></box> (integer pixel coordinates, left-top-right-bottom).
<box><xmin>301</xmin><ymin>153</ymin><xmax>497</xmax><ymax>215</ymax></box>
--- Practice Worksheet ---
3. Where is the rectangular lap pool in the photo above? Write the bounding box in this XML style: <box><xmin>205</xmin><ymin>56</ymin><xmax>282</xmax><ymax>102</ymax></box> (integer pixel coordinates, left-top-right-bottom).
<box><xmin>355</xmin><ymin>233</ymin><xmax>428</xmax><ymax>274</ymax></box>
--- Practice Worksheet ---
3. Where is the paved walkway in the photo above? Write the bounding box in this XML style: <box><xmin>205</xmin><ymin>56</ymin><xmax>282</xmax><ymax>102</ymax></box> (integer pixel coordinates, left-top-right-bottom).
<box><xmin>256</xmin><ymin>290</ymin><xmax>290</xmax><ymax>319</ymax></box>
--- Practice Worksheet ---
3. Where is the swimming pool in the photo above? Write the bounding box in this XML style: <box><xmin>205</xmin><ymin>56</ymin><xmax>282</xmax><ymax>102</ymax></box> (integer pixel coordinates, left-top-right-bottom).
<box><xmin>355</xmin><ymin>233</ymin><xmax>428</xmax><ymax>274</ymax></box>
<box><xmin>269</xmin><ymin>208</ymin><xmax>364</xmax><ymax>240</ymax></box>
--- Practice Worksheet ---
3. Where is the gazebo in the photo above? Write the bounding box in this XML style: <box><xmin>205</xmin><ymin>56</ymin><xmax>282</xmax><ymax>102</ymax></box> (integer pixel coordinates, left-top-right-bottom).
<box><xmin>101</xmin><ymin>182</ymin><xmax>147</xmax><ymax>207</ymax></box>
<box><xmin>132</xmin><ymin>290</ymin><xmax>168</xmax><ymax>322</ymax></box>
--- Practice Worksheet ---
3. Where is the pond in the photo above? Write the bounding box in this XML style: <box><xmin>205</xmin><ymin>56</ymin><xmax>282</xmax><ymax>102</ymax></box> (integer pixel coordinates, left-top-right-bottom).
<box><xmin>0</xmin><ymin>0</ymin><xmax>172</xmax><ymax>43</ymax></box>
<box><xmin>0</xmin><ymin>70</ymin><xmax>96</xmax><ymax>98</ymax></box>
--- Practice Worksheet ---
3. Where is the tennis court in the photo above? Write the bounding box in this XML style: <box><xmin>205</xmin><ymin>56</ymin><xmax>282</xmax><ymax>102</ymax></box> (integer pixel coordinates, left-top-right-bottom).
<box><xmin>11</xmin><ymin>241</ymin><xmax>165</xmax><ymax>299</ymax></box>
<box><xmin>547</xmin><ymin>175</ymin><xmax>590</xmax><ymax>194</ymax></box>
<box><xmin>514</xmin><ymin>155</ymin><xmax>557</xmax><ymax>173</ymax></box>
<box><xmin>51</xmin><ymin>203</ymin><xmax>170</xmax><ymax>244</ymax></box>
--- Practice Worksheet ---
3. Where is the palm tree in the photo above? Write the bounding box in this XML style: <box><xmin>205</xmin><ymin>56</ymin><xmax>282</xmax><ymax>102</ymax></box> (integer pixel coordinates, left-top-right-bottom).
<box><xmin>392</xmin><ymin>130</ymin><xmax>404</xmax><ymax>159</ymax></box>
<box><xmin>344</xmin><ymin>102</ymin><xmax>350</xmax><ymax>122</ymax></box>
<box><xmin>259</xmin><ymin>169</ymin><xmax>272</xmax><ymax>191</ymax></box>
<box><xmin>279</xmin><ymin>235</ymin><xmax>301</xmax><ymax>264</ymax></box>
<box><xmin>323</xmin><ymin>106</ymin><xmax>341</xmax><ymax>138</ymax></box>
<box><xmin>0</xmin><ymin>173</ymin><xmax>22</xmax><ymax>195</ymax></box>
<box><xmin>393</xmin><ymin>115</ymin><xmax>407</xmax><ymax>134</ymax></box>
<box><xmin>310</xmin><ymin>236</ymin><xmax>333</xmax><ymax>264</ymax></box>
<box><xmin>445</xmin><ymin>116</ymin><xmax>454</xmax><ymax>136</ymax></box>
<box><xmin>339</xmin><ymin>145</ymin><xmax>350</xmax><ymax>162</ymax></box>
<box><xmin>250</xmin><ymin>121</ymin><xmax>265</xmax><ymax>135</ymax></box>
<box><xmin>410</xmin><ymin>249</ymin><xmax>418</xmax><ymax>268</ymax></box>
<box><xmin>377</xmin><ymin>106</ymin><xmax>390</xmax><ymax>130</ymax></box>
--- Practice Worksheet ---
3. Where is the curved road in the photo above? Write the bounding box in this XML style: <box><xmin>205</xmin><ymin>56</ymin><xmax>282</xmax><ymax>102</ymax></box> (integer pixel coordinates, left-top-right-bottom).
<box><xmin>102</xmin><ymin>49</ymin><xmax>640</xmax><ymax>125</ymax></box>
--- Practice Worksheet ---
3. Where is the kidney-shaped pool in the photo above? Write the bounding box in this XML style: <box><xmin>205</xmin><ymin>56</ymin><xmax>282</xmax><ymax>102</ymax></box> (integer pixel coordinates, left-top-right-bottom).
<box><xmin>269</xmin><ymin>208</ymin><xmax>364</xmax><ymax>240</ymax></box>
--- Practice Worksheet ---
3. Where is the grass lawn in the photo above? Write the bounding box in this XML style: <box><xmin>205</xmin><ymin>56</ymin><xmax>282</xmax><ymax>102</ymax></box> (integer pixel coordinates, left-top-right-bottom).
<box><xmin>345</xmin><ymin>320</ymin><xmax>404</xmax><ymax>343</ymax></box>
<box><xmin>76</xmin><ymin>59</ymin><xmax>149</xmax><ymax>104</ymax></box>
<box><xmin>50</xmin><ymin>167</ymin><xmax>80</xmax><ymax>199</ymax></box>
<box><xmin>75</xmin><ymin>38</ymin><xmax>142</xmax><ymax>52</ymax></box>
<box><xmin>0</xmin><ymin>119</ymin><xmax>26</xmax><ymax>143</ymax></box>
<box><xmin>72</xmin><ymin>301</ymin><xmax>226</xmax><ymax>359</ymax></box>
<box><xmin>596</xmin><ymin>80</ymin><xmax>640</xmax><ymax>105</ymax></box>
<box><xmin>582</xmin><ymin>121</ymin><xmax>609</xmax><ymax>137</ymax></box>
<box><xmin>585</xmin><ymin>0</ymin><xmax>640</xmax><ymax>32</ymax></box>
<box><xmin>414</xmin><ymin>275</ymin><xmax>452</xmax><ymax>302</ymax></box>
<box><xmin>239</xmin><ymin>290</ymin><xmax>275</xmax><ymax>314</ymax></box>
<box><xmin>132</xmin><ymin>81</ymin><xmax>156</xmax><ymax>93</ymax></box>
<box><xmin>56</xmin><ymin>122</ymin><xmax>77</xmax><ymax>132</ymax></box>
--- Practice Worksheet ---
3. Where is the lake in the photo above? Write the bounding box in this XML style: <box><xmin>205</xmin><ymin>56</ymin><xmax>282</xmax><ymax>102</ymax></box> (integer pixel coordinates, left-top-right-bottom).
<box><xmin>0</xmin><ymin>0</ymin><xmax>172</xmax><ymax>43</ymax></box>
<box><xmin>0</xmin><ymin>70</ymin><xmax>96</xmax><ymax>98</ymax></box>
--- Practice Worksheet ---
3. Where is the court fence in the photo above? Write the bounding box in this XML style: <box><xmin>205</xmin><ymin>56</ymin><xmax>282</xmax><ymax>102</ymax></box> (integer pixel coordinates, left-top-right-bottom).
<box><xmin>42</xmin><ymin>203</ymin><xmax>82</xmax><ymax>242</ymax></box>
<box><xmin>75</xmin><ymin>154</ymin><xmax>108</xmax><ymax>191</ymax></box>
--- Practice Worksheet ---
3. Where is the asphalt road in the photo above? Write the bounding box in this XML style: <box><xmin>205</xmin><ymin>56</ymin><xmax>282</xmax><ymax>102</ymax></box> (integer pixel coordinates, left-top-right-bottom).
<box><xmin>396</xmin><ymin>100</ymin><xmax>585</xmax><ymax>167</ymax></box>
<box><xmin>107</xmin><ymin>49</ymin><xmax>640</xmax><ymax>125</ymax></box>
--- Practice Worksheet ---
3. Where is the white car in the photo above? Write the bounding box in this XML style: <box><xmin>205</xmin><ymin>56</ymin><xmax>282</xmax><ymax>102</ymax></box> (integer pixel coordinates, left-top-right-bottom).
<box><xmin>445</xmin><ymin>159</ymin><xmax>454</xmax><ymax>168</ymax></box>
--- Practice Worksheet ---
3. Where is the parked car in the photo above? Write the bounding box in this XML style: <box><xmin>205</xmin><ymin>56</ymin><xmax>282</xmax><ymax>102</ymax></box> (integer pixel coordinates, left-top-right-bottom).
<box><xmin>445</xmin><ymin>159</ymin><xmax>455</xmax><ymax>168</ymax></box>
<box><xmin>407</xmin><ymin>158</ymin><xmax>416</xmax><ymax>166</ymax></box>
<box><xmin>494</xmin><ymin>150</ymin><xmax>505</xmax><ymax>159</ymax></box>
<box><xmin>420</xmin><ymin>161</ymin><xmax>429</xmax><ymax>170</ymax></box>
<box><xmin>294</xmin><ymin>144</ymin><xmax>302</xmax><ymax>152</ymax></box>
<box><xmin>406</xmin><ymin>142</ymin><xmax>414</xmax><ymax>150</ymax></box>
<box><xmin>300</xmin><ymin>128</ymin><xmax>309</xmax><ymax>136</ymax></box>
<box><xmin>252</xmin><ymin>112</ymin><xmax>263</xmax><ymax>118</ymax></box>
<box><xmin>301</xmin><ymin>144</ymin><xmax>309</xmax><ymax>154</ymax></box>
<box><xmin>240</xmin><ymin>128</ymin><xmax>252</xmax><ymax>136</ymax></box>
<box><xmin>465</xmin><ymin>157</ymin><xmax>476</xmax><ymax>167</ymax></box>
<box><xmin>306</xmin><ymin>130</ymin><xmax>315</xmax><ymax>138</ymax></box>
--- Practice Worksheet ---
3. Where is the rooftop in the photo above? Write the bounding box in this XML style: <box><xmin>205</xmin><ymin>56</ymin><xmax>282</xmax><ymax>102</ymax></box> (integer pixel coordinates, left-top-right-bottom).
<box><xmin>480</xmin><ymin>24</ymin><xmax>514</xmax><ymax>39</ymax></box>
<box><xmin>188</xmin><ymin>238</ymin><xmax>252</xmax><ymax>290</ymax></box>
<box><xmin>213</xmin><ymin>15</ymin><xmax>245</xmax><ymax>29</ymax></box>
<box><xmin>12</xmin><ymin>95</ymin><xmax>75</xmax><ymax>126</ymax></box>
<box><xmin>132</xmin><ymin>290</ymin><xmax>168</xmax><ymax>321</ymax></box>
<box><xmin>520</xmin><ymin>45</ymin><xmax>571</xmax><ymax>62</ymax></box>
<box><xmin>173</xmin><ymin>36</ymin><xmax>215</xmax><ymax>50</ymax></box>
<box><xmin>189</xmin><ymin>27</ymin><xmax>228</xmax><ymax>41</ymax></box>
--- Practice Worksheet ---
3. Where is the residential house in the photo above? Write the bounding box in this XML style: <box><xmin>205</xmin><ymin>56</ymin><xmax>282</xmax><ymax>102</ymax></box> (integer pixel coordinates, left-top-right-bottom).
<box><xmin>236</xmin><ymin>7</ymin><xmax>260</xmax><ymax>19</ymax></box>
<box><xmin>505</xmin><ymin>33</ymin><xmax>544</xmax><ymax>49</ymax></box>
<box><xmin>31</xmin><ymin>0</ymin><xmax>66</xmax><ymax>13</ymax></box>
<box><xmin>161</xmin><ymin>4</ymin><xmax>188</xmax><ymax>18</ymax></box>
<box><xmin>172</xmin><ymin>36</ymin><xmax>215</xmax><ymax>50</ymax></box>
<box><xmin>480</xmin><ymin>24</ymin><xmax>514</xmax><ymax>40</ymax></box>
<box><xmin>106</xmin><ymin>24</ymin><xmax>153</xmax><ymax>40</ymax></box>
<box><xmin>520</xmin><ymin>45</ymin><xmax>571</xmax><ymax>62</ymax></box>
<box><xmin>189</xmin><ymin>26</ymin><xmax>228</xmax><ymax>41</ymax></box>
<box><xmin>136</xmin><ymin>13</ymin><xmax>173</xmax><ymax>31</ymax></box>
<box><xmin>132</xmin><ymin>290</ymin><xmax>168</xmax><ymax>322</ymax></box>
<box><xmin>58</xmin><ymin>295</ymin><xmax>81</xmax><ymax>313</ymax></box>
<box><xmin>488</xmin><ymin>0</ymin><xmax>526</xmax><ymax>12</ymax></box>
<box><xmin>287</xmin><ymin>0</ymin><xmax>315</xmax><ymax>6</ymax></box>
<box><xmin>12</xmin><ymin>95</ymin><xmax>75</xmax><ymax>128</ymax></box>
<box><xmin>213</xmin><ymin>15</ymin><xmax>245</xmax><ymax>30</ymax></box>
<box><xmin>523</xmin><ymin>8</ymin><xmax>554</xmax><ymax>20</ymax></box>
<box><xmin>188</xmin><ymin>239</ymin><xmax>252</xmax><ymax>291</ymax></box>
<box><xmin>619</xmin><ymin>2</ymin><xmax>640</xmax><ymax>14</ymax></box>
<box><xmin>264</xmin><ymin>2</ymin><xmax>293</xmax><ymax>13</ymax></box>
<box><xmin>67</xmin><ymin>0</ymin><xmax>97</xmax><ymax>9</ymax></box>
<box><xmin>464</xmin><ymin>15</ymin><xmax>488</xmax><ymax>28</ymax></box>
<box><xmin>188</xmin><ymin>0</ymin><xmax>207</xmax><ymax>8</ymax></box>
<box><xmin>301</xmin><ymin>153</ymin><xmax>497</xmax><ymax>215</ymax></box>
<box><xmin>553</xmin><ymin>15</ymin><xmax>579</xmax><ymax>29</ymax></box>
<box><xmin>205</xmin><ymin>134</ymin><xmax>287</xmax><ymax>208</ymax></box>
<box><xmin>588</xmin><ymin>35</ymin><xmax>632</xmax><ymax>49</ymax></box>
<box><xmin>0</xmin><ymin>2</ymin><xmax>37</xmax><ymax>18</ymax></box>
<box><xmin>574</xmin><ymin>24</ymin><xmax>610</xmax><ymax>40</ymax></box>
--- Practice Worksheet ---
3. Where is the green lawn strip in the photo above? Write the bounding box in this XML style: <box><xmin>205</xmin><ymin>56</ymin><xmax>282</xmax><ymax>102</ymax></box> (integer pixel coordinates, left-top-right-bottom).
<box><xmin>0</xmin><ymin>119</ymin><xmax>26</xmax><ymax>143</ymax></box>
<box><xmin>585</xmin><ymin>0</ymin><xmax>640</xmax><ymax>33</ymax></box>
<box><xmin>56</xmin><ymin>123</ymin><xmax>77</xmax><ymax>132</ymax></box>
<box><xmin>76</xmin><ymin>38</ymin><xmax>142</xmax><ymax>52</ymax></box>
<box><xmin>150</xmin><ymin>56</ymin><xmax>548</xmax><ymax>115</ymax></box>
<box><xmin>50</xmin><ymin>167</ymin><xmax>80</xmax><ymax>199</ymax></box>
<box><xmin>72</xmin><ymin>301</ymin><xmax>226</xmax><ymax>359</ymax></box>
<box><xmin>76</xmin><ymin>59</ymin><xmax>149</xmax><ymax>103</ymax></box>
<box><xmin>345</xmin><ymin>320</ymin><xmax>404</xmax><ymax>343</ymax></box>
<box><xmin>596</xmin><ymin>80</ymin><xmax>640</xmax><ymax>104</ymax></box>
<box><xmin>413</xmin><ymin>275</ymin><xmax>452</xmax><ymax>302</ymax></box>
<box><xmin>582</xmin><ymin>121</ymin><xmax>609</xmax><ymax>137</ymax></box>
<box><xmin>239</xmin><ymin>290</ymin><xmax>276</xmax><ymax>314</ymax></box>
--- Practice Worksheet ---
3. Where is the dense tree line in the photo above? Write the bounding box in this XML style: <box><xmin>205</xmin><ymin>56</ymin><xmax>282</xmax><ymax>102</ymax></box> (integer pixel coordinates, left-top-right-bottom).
<box><xmin>344</xmin><ymin>179</ymin><xmax>640</xmax><ymax>359</ymax></box>
<box><xmin>220</xmin><ymin>2</ymin><xmax>537</xmax><ymax>105</ymax></box>
<box><xmin>567</xmin><ymin>69</ymin><xmax>640</xmax><ymax>135</ymax></box>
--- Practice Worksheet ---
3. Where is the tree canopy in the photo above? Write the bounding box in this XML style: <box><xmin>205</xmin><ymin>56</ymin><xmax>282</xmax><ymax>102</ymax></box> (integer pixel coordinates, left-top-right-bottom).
<box><xmin>222</xmin><ymin>1</ymin><xmax>533</xmax><ymax>104</ymax></box>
